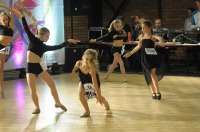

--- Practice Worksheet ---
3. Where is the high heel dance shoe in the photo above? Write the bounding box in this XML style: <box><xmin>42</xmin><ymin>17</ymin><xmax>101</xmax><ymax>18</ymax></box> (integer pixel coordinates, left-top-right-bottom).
<box><xmin>156</xmin><ymin>92</ymin><xmax>161</xmax><ymax>100</ymax></box>
<box><xmin>152</xmin><ymin>93</ymin><xmax>157</xmax><ymax>99</ymax></box>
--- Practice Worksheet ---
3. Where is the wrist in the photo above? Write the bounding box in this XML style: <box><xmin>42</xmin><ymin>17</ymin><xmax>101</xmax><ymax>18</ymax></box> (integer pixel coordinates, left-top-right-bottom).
<box><xmin>130</xmin><ymin>51</ymin><xmax>134</xmax><ymax>55</ymax></box>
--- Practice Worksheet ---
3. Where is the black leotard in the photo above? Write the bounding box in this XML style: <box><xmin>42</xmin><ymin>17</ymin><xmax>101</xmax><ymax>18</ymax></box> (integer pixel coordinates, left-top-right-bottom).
<box><xmin>78</xmin><ymin>68</ymin><xmax>101</xmax><ymax>87</ymax></box>
<box><xmin>0</xmin><ymin>25</ymin><xmax>13</xmax><ymax>37</ymax></box>
<box><xmin>21</xmin><ymin>16</ymin><xmax>68</xmax><ymax>58</ymax></box>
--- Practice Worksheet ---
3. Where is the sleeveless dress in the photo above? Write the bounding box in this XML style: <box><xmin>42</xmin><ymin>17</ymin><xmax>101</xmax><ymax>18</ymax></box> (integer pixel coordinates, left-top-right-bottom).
<box><xmin>141</xmin><ymin>38</ymin><xmax>167</xmax><ymax>86</ymax></box>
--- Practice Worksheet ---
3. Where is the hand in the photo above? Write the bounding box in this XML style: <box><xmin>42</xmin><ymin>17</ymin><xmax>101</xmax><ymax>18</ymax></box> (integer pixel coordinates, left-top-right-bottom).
<box><xmin>90</xmin><ymin>39</ymin><xmax>96</xmax><ymax>42</ymax></box>
<box><xmin>123</xmin><ymin>52</ymin><xmax>132</xmax><ymax>58</ymax></box>
<box><xmin>161</xmin><ymin>44</ymin><xmax>165</xmax><ymax>47</ymax></box>
<box><xmin>17</xmin><ymin>6</ymin><xmax>24</xmax><ymax>15</ymax></box>
<box><xmin>113</xmin><ymin>35</ymin><xmax>118</xmax><ymax>39</ymax></box>
<box><xmin>67</xmin><ymin>39</ymin><xmax>80</xmax><ymax>44</ymax></box>
<box><xmin>70</xmin><ymin>72</ymin><xmax>75</xmax><ymax>78</ymax></box>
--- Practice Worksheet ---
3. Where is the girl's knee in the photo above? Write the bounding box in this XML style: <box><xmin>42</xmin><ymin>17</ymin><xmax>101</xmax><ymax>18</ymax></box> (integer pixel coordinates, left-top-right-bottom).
<box><xmin>79</xmin><ymin>94</ymin><xmax>86</xmax><ymax>101</ymax></box>
<box><xmin>30</xmin><ymin>90</ymin><xmax>37</xmax><ymax>96</ymax></box>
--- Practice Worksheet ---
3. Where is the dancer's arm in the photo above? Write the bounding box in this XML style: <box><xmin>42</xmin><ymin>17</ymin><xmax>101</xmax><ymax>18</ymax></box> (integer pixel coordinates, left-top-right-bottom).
<box><xmin>90</xmin><ymin>31</ymin><xmax>113</xmax><ymax>42</ymax></box>
<box><xmin>44</xmin><ymin>39</ymin><xmax>80</xmax><ymax>51</ymax></box>
<box><xmin>154</xmin><ymin>35</ymin><xmax>165</xmax><ymax>47</ymax></box>
<box><xmin>18</xmin><ymin>8</ymin><xmax>35</xmax><ymax>40</ymax></box>
<box><xmin>0</xmin><ymin>3</ymin><xmax>14</xmax><ymax>30</ymax></box>
<box><xmin>71</xmin><ymin>61</ymin><xmax>80</xmax><ymax>77</ymax></box>
<box><xmin>90</xmin><ymin>68</ymin><xmax>102</xmax><ymax>105</ymax></box>
<box><xmin>115</xmin><ymin>29</ymin><xmax>127</xmax><ymax>38</ymax></box>
<box><xmin>123</xmin><ymin>35</ymin><xmax>142</xmax><ymax>58</ymax></box>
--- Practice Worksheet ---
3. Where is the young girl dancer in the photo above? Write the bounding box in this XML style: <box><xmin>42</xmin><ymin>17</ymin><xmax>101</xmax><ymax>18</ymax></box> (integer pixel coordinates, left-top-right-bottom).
<box><xmin>90</xmin><ymin>19</ymin><xmax>127</xmax><ymax>82</ymax></box>
<box><xmin>124</xmin><ymin>20</ymin><xmax>166</xmax><ymax>100</ymax></box>
<box><xmin>71</xmin><ymin>49</ymin><xmax>110</xmax><ymax>117</ymax></box>
<box><xmin>0</xmin><ymin>3</ymin><xmax>14</xmax><ymax>99</ymax></box>
<box><xmin>18</xmin><ymin>9</ymin><xmax>80</xmax><ymax>114</ymax></box>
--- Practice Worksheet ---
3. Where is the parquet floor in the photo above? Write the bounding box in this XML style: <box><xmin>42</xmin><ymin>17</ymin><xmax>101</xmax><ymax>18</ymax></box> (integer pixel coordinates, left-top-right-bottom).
<box><xmin>0</xmin><ymin>72</ymin><xmax>200</xmax><ymax>132</ymax></box>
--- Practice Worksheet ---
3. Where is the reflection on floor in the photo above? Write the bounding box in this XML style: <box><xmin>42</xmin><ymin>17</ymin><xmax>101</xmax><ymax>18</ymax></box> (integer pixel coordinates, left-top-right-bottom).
<box><xmin>0</xmin><ymin>73</ymin><xmax>200</xmax><ymax>132</ymax></box>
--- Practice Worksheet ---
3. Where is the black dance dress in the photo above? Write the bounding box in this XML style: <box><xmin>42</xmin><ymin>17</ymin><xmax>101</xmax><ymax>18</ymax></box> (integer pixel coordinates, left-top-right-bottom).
<box><xmin>141</xmin><ymin>38</ymin><xmax>166</xmax><ymax>86</ymax></box>
<box><xmin>78</xmin><ymin>67</ymin><xmax>100</xmax><ymax>100</ymax></box>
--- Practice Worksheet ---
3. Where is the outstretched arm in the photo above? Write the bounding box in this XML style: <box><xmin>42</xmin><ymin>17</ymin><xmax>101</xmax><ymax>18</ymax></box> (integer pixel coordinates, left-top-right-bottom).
<box><xmin>0</xmin><ymin>3</ymin><xmax>14</xmax><ymax>30</ymax></box>
<box><xmin>116</xmin><ymin>29</ymin><xmax>127</xmax><ymax>37</ymax></box>
<box><xmin>17</xmin><ymin>7</ymin><xmax>36</xmax><ymax>40</ymax></box>
<box><xmin>90</xmin><ymin>31</ymin><xmax>113</xmax><ymax>42</ymax></box>
<box><xmin>44</xmin><ymin>39</ymin><xmax>80</xmax><ymax>51</ymax></box>
<box><xmin>154</xmin><ymin>35</ymin><xmax>165</xmax><ymax>47</ymax></box>
<box><xmin>123</xmin><ymin>35</ymin><xmax>142</xmax><ymax>58</ymax></box>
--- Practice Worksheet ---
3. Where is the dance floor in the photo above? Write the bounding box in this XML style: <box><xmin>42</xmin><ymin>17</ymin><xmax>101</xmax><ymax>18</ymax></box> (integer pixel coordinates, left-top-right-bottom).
<box><xmin>0</xmin><ymin>72</ymin><xmax>200</xmax><ymax>132</ymax></box>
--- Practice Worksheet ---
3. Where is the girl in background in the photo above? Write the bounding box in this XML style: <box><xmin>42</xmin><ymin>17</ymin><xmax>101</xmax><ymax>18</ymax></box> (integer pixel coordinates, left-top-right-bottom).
<box><xmin>124</xmin><ymin>20</ymin><xmax>166</xmax><ymax>100</ymax></box>
<box><xmin>71</xmin><ymin>49</ymin><xmax>110</xmax><ymax>118</ymax></box>
<box><xmin>90</xmin><ymin>19</ymin><xmax>127</xmax><ymax>82</ymax></box>
<box><xmin>0</xmin><ymin>3</ymin><xmax>14</xmax><ymax>99</ymax></box>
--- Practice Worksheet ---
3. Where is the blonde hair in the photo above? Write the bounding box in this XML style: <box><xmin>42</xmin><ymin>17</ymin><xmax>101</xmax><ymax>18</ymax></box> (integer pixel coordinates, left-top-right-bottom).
<box><xmin>0</xmin><ymin>12</ymin><xmax>8</xmax><ymax>17</ymax></box>
<box><xmin>0</xmin><ymin>12</ymin><xmax>10</xmax><ymax>23</ymax></box>
<box><xmin>37</xmin><ymin>27</ymin><xmax>49</xmax><ymax>35</ymax></box>
<box><xmin>139</xmin><ymin>18</ymin><xmax>145</xmax><ymax>24</ymax></box>
<box><xmin>82</xmin><ymin>49</ymin><xmax>99</xmax><ymax>71</ymax></box>
<box><xmin>108</xmin><ymin>19</ymin><xmax>122</xmax><ymax>32</ymax></box>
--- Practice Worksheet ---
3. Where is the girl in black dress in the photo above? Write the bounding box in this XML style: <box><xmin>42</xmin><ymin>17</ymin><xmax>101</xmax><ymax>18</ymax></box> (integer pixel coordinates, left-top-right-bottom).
<box><xmin>71</xmin><ymin>49</ymin><xmax>110</xmax><ymax>117</ymax></box>
<box><xmin>124</xmin><ymin>20</ymin><xmax>166</xmax><ymax>100</ymax></box>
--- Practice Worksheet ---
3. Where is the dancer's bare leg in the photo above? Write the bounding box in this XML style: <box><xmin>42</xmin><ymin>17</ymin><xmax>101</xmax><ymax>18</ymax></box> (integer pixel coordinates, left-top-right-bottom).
<box><xmin>114</xmin><ymin>53</ymin><xmax>126</xmax><ymax>80</ymax></box>
<box><xmin>151</xmin><ymin>68</ymin><xmax>159</xmax><ymax>93</ymax></box>
<box><xmin>78</xmin><ymin>82</ymin><xmax>90</xmax><ymax>117</ymax></box>
<box><xmin>151</xmin><ymin>68</ymin><xmax>161</xmax><ymax>99</ymax></box>
<box><xmin>104</xmin><ymin>55</ymin><xmax>118</xmax><ymax>80</ymax></box>
<box><xmin>38</xmin><ymin>71</ymin><xmax>66</xmax><ymax>111</ymax></box>
<box><xmin>26</xmin><ymin>73</ymin><xmax>40</xmax><ymax>113</ymax></box>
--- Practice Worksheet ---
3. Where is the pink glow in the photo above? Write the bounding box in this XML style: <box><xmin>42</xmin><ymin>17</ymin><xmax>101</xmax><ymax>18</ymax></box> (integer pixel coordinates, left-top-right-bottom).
<box><xmin>11</xmin><ymin>37</ymin><xmax>25</xmax><ymax>66</ymax></box>
<box><xmin>15</xmin><ymin>80</ymin><xmax>25</xmax><ymax>115</ymax></box>
<box><xmin>22</xmin><ymin>0</ymin><xmax>39</xmax><ymax>9</ymax></box>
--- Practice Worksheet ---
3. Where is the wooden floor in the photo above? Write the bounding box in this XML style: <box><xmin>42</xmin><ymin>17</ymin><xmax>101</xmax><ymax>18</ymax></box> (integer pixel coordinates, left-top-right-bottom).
<box><xmin>0</xmin><ymin>72</ymin><xmax>200</xmax><ymax>132</ymax></box>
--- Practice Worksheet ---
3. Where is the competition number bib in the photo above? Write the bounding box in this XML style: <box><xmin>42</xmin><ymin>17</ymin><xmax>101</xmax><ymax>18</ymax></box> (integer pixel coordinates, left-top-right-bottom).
<box><xmin>83</xmin><ymin>83</ymin><xmax>96</xmax><ymax>100</ymax></box>
<box><xmin>145</xmin><ymin>48</ymin><xmax>157</xmax><ymax>55</ymax></box>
